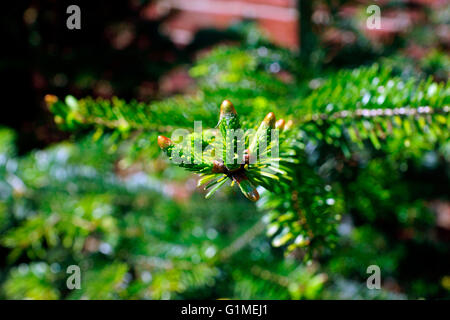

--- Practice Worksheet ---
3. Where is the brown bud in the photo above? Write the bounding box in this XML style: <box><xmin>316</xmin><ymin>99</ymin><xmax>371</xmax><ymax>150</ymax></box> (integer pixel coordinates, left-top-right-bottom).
<box><xmin>275</xmin><ymin>119</ymin><xmax>285</xmax><ymax>130</ymax></box>
<box><xmin>285</xmin><ymin>119</ymin><xmax>294</xmax><ymax>130</ymax></box>
<box><xmin>157</xmin><ymin>136</ymin><xmax>172</xmax><ymax>149</ymax></box>
<box><xmin>219</xmin><ymin>100</ymin><xmax>237</xmax><ymax>119</ymax></box>
<box><xmin>212</xmin><ymin>160</ymin><xmax>226</xmax><ymax>173</ymax></box>
<box><xmin>44</xmin><ymin>94</ymin><xmax>58</xmax><ymax>106</ymax></box>
<box><xmin>263</xmin><ymin>112</ymin><xmax>276</xmax><ymax>128</ymax></box>
<box><xmin>246</xmin><ymin>188</ymin><xmax>260</xmax><ymax>202</ymax></box>
<box><xmin>233</xmin><ymin>171</ymin><xmax>260</xmax><ymax>202</ymax></box>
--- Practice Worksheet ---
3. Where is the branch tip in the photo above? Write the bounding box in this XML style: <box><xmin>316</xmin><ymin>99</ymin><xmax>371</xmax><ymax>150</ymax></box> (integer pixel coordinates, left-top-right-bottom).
<box><xmin>263</xmin><ymin>112</ymin><xmax>276</xmax><ymax>128</ymax></box>
<box><xmin>220</xmin><ymin>100</ymin><xmax>237</xmax><ymax>118</ymax></box>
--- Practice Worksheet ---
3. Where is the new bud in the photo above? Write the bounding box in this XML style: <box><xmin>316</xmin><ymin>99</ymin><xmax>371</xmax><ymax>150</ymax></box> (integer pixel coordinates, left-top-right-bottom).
<box><xmin>233</xmin><ymin>172</ymin><xmax>260</xmax><ymax>202</ymax></box>
<box><xmin>263</xmin><ymin>112</ymin><xmax>276</xmax><ymax>129</ymax></box>
<box><xmin>285</xmin><ymin>120</ymin><xmax>294</xmax><ymax>130</ymax></box>
<box><xmin>275</xmin><ymin>119</ymin><xmax>285</xmax><ymax>130</ymax></box>
<box><xmin>44</xmin><ymin>94</ymin><xmax>58</xmax><ymax>106</ymax></box>
<box><xmin>219</xmin><ymin>100</ymin><xmax>237</xmax><ymax>120</ymax></box>
<box><xmin>157</xmin><ymin>136</ymin><xmax>173</xmax><ymax>149</ymax></box>
<box><xmin>245</xmin><ymin>187</ymin><xmax>260</xmax><ymax>202</ymax></box>
<box><xmin>212</xmin><ymin>160</ymin><xmax>226</xmax><ymax>173</ymax></box>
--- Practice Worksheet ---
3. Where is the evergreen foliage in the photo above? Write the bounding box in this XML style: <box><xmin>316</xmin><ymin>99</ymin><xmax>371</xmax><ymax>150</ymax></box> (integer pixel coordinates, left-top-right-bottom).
<box><xmin>46</xmin><ymin>39</ymin><xmax>449</xmax><ymax>258</ymax></box>
<box><xmin>1</xmin><ymin>25</ymin><xmax>449</xmax><ymax>299</ymax></box>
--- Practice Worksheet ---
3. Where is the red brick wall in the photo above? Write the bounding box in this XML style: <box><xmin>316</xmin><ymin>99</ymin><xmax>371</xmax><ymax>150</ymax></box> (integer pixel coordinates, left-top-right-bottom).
<box><xmin>145</xmin><ymin>0</ymin><xmax>299</xmax><ymax>49</ymax></box>
<box><xmin>142</xmin><ymin>0</ymin><xmax>447</xmax><ymax>50</ymax></box>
